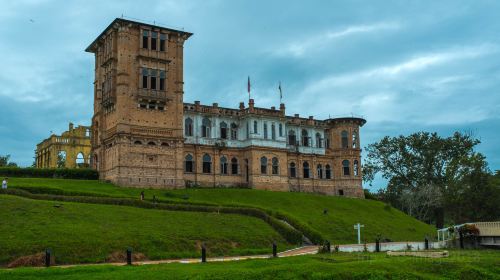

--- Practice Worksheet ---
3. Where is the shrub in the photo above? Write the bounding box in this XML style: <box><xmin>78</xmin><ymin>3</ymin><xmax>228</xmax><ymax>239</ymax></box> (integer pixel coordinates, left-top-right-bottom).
<box><xmin>0</xmin><ymin>167</ymin><xmax>98</xmax><ymax>180</ymax></box>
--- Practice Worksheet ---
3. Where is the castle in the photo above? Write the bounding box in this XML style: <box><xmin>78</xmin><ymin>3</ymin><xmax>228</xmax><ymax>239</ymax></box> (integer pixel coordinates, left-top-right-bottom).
<box><xmin>86</xmin><ymin>18</ymin><xmax>366</xmax><ymax>197</ymax></box>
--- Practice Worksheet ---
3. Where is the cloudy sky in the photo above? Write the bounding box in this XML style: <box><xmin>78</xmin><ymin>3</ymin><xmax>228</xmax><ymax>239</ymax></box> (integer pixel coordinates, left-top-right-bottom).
<box><xmin>1</xmin><ymin>0</ymin><xmax>499</xmax><ymax>189</ymax></box>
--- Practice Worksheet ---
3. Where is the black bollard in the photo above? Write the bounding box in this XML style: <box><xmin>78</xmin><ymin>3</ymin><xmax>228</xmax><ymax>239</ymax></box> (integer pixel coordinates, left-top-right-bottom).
<box><xmin>375</xmin><ymin>239</ymin><xmax>380</xmax><ymax>252</ymax></box>
<box><xmin>326</xmin><ymin>240</ymin><xmax>331</xmax><ymax>253</ymax></box>
<box><xmin>272</xmin><ymin>242</ymin><xmax>277</xmax><ymax>257</ymax></box>
<box><xmin>45</xmin><ymin>249</ymin><xmax>51</xmax><ymax>267</ymax></box>
<box><xmin>201</xmin><ymin>245</ymin><xmax>207</xmax><ymax>263</ymax></box>
<box><xmin>425</xmin><ymin>237</ymin><xmax>429</xmax><ymax>250</ymax></box>
<box><xmin>126</xmin><ymin>248</ymin><xmax>132</xmax><ymax>265</ymax></box>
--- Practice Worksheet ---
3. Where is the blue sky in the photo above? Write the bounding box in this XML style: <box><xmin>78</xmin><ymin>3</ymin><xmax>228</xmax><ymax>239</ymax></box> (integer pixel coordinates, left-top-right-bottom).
<box><xmin>1</xmin><ymin>0</ymin><xmax>499</xmax><ymax>190</ymax></box>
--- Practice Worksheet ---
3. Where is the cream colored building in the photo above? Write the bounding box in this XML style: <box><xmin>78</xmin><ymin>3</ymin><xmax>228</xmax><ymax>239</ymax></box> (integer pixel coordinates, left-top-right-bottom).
<box><xmin>86</xmin><ymin>18</ymin><xmax>366</xmax><ymax>197</ymax></box>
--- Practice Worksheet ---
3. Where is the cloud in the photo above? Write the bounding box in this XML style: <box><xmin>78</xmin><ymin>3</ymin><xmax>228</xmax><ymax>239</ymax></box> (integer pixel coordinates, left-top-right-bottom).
<box><xmin>274</xmin><ymin>22</ymin><xmax>401</xmax><ymax>57</ymax></box>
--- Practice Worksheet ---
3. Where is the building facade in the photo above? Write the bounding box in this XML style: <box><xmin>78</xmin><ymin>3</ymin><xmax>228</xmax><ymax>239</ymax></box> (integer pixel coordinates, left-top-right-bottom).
<box><xmin>86</xmin><ymin>18</ymin><xmax>366</xmax><ymax>197</ymax></box>
<box><xmin>35</xmin><ymin>123</ymin><xmax>91</xmax><ymax>168</ymax></box>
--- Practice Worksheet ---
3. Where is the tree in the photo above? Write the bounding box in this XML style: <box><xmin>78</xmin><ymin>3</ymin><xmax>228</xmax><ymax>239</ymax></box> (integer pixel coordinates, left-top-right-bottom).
<box><xmin>363</xmin><ymin>132</ymin><xmax>497</xmax><ymax>227</ymax></box>
<box><xmin>0</xmin><ymin>154</ymin><xmax>17</xmax><ymax>167</ymax></box>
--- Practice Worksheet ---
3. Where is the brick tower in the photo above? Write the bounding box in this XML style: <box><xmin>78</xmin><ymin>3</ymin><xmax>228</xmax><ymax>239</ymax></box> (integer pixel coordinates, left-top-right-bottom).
<box><xmin>86</xmin><ymin>18</ymin><xmax>192</xmax><ymax>187</ymax></box>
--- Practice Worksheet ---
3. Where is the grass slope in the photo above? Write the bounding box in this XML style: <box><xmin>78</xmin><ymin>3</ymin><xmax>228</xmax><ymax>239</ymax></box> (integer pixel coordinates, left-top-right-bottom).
<box><xmin>0</xmin><ymin>195</ymin><xmax>289</xmax><ymax>265</ymax></box>
<box><xmin>0</xmin><ymin>250</ymin><xmax>499</xmax><ymax>280</ymax></box>
<box><xmin>8</xmin><ymin>178</ymin><xmax>436</xmax><ymax>243</ymax></box>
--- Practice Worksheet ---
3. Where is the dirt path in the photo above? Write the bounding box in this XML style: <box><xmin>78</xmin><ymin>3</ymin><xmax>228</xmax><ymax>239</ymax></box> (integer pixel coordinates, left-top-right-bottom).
<box><xmin>55</xmin><ymin>246</ymin><xmax>320</xmax><ymax>268</ymax></box>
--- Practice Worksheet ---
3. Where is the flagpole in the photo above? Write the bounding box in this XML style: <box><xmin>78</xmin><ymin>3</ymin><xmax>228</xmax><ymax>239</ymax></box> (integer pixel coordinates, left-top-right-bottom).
<box><xmin>279</xmin><ymin>81</ymin><xmax>282</xmax><ymax>104</ymax></box>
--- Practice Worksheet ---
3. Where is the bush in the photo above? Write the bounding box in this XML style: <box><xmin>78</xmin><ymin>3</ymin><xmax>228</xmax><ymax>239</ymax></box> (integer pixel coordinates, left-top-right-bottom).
<box><xmin>0</xmin><ymin>167</ymin><xmax>98</xmax><ymax>180</ymax></box>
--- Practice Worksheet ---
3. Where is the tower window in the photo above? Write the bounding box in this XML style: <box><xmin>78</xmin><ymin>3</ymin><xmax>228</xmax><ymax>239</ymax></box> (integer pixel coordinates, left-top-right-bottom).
<box><xmin>142</xmin><ymin>68</ymin><xmax>148</xmax><ymax>89</ymax></box>
<box><xmin>230</xmin><ymin>123</ymin><xmax>238</xmax><ymax>140</ymax></box>
<box><xmin>301</xmin><ymin>129</ymin><xmax>309</xmax><ymax>147</ymax></box>
<box><xmin>352</xmin><ymin>130</ymin><xmax>358</xmax><ymax>148</ymax></box>
<box><xmin>202</xmin><ymin>118</ymin><xmax>211</xmax><ymax>138</ymax></box>
<box><xmin>288</xmin><ymin>130</ymin><xmax>296</xmax><ymax>145</ymax></box>
<box><xmin>160</xmin><ymin>34</ymin><xmax>167</xmax><ymax>51</ymax></box>
<box><xmin>342</xmin><ymin>160</ymin><xmax>350</xmax><ymax>176</ymax></box>
<box><xmin>159</xmin><ymin>71</ymin><xmax>166</xmax><ymax>90</ymax></box>
<box><xmin>142</xmin><ymin>30</ymin><xmax>149</xmax><ymax>49</ymax></box>
<box><xmin>354</xmin><ymin>160</ymin><xmax>359</xmax><ymax>176</ymax></box>
<box><xmin>220</xmin><ymin>121</ymin><xmax>228</xmax><ymax>139</ymax></box>
<box><xmin>151</xmin><ymin>32</ymin><xmax>157</xmax><ymax>51</ymax></box>
<box><xmin>150</xmin><ymin>69</ymin><xmax>157</xmax><ymax>90</ymax></box>
<box><xmin>341</xmin><ymin>131</ymin><xmax>349</xmax><ymax>148</ymax></box>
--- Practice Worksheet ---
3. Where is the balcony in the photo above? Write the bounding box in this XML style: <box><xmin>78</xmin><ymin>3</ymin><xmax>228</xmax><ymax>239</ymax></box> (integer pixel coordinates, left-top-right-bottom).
<box><xmin>137</xmin><ymin>88</ymin><xmax>169</xmax><ymax>102</ymax></box>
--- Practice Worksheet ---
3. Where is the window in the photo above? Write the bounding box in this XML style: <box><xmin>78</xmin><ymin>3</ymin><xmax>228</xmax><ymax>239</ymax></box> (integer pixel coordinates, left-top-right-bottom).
<box><xmin>279</xmin><ymin>124</ymin><xmax>283</xmax><ymax>137</ymax></box>
<box><xmin>342</xmin><ymin>160</ymin><xmax>350</xmax><ymax>176</ymax></box>
<box><xmin>134</xmin><ymin>140</ymin><xmax>142</xmax><ymax>145</ymax></box>
<box><xmin>302</xmin><ymin>129</ymin><xmax>309</xmax><ymax>146</ymax></box>
<box><xmin>352</xmin><ymin>130</ymin><xmax>358</xmax><ymax>148</ymax></box>
<box><xmin>230</xmin><ymin>123</ymin><xmax>238</xmax><ymax>140</ymax></box>
<box><xmin>303</xmin><ymin>162</ymin><xmax>310</xmax><ymax>178</ymax></box>
<box><xmin>341</xmin><ymin>131</ymin><xmax>349</xmax><ymax>148</ymax></box>
<box><xmin>288</xmin><ymin>130</ymin><xmax>296</xmax><ymax>145</ymax></box>
<box><xmin>148</xmin><ymin>141</ymin><xmax>156</xmax><ymax>146</ymax></box>
<box><xmin>151</xmin><ymin>32</ymin><xmax>157</xmax><ymax>51</ymax></box>
<box><xmin>271</xmin><ymin>123</ymin><xmax>276</xmax><ymax>140</ymax></box>
<box><xmin>325</xmin><ymin>164</ymin><xmax>332</xmax><ymax>179</ymax></box>
<box><xmin>142</xmin><ymin>68</ymin><xmax>148</xmax><ymax>88</ymax></box>
<box><xmin>326</xmin><ymin>136</ymin><xmax>330</xmax><ymax>149</ymax></box>
<box><xmin>148</xmin><ymin>102</ymin><xmax>156</xmax><ymax>110</ymax></box>
<box><xmin>202</xmin><ymin>154</ymin><xmax>212</xmax><ymax>173</ymax></box>
<box><xmin>159</xmin><ymin>71</ymin><xmax>166</xmax><ymax>91</ymax></box>
<box><xmin>260</xmin><ymin>156</ymin><xmax>267</xmax><ymax>174</ymax></box>
<box><xmin>150</xmin><ymin>69</ymin><xmax>157</xmax><ymax>90</ymax></box>
<box><xmin>246</xmin><ymin>122</ymin><xmax>249</xmax><ymax>138</ymax></box>
<box><xmin>264</xmin><ymin>123</ymin><xmax>268</xmax><ymax>139</ymax></box>
<box><xmin>160</xmin><ymin>34</ymin><xmax>167</xmax><ymax>51</ymax></box>
<box><xmin>316</xmin><ymin>133</ymin><xmax>322</xmax><ymax>148</ymax></box>
<box><xmin>142</xmin><ymin>30</ymin><xmax>149</xmax><ymax>49</ymax></box>
<box><xmin>317</xmin><ymin>164</ymin><xmax>323</xmax><ymax>179</ymax></box>
<box><xmin>338</xmin><ymin>189</ymin><xmax>344</xmax><ymax>196</ymax></box>
<box><xmin>185</xmin><ymin>154</ymin><xmax>194</xmax><ymax>173</ymax></box>
<box><xmin>202</xmin><ymin>118</ymin><xmax>211</xmax><ymax>138</ymax></box>
<box><xmin>254</xmin><ymin>121</ymin><xmax>258</xmax><ymax>133</ymax></box>
<box><xmin>220</xmin><ymin>121</ymin><xmax>228</xmax><ymax>139</ymax></box>
<box><xmin>231</xmin><ymin>157</ymin><xmax>238</xmax><ymax>174</ymax></box>
<box><xmin>185</xmin><ymin>118</ymin><xmax>193</xmax><ymax>136</ymax></box>
<box><xmin>220</xmin><ymin>156</ymin><xmax>228</xmax><ymax>175</ymax></box>
<box><xmin>272</xmin><ymin>157</ymin><xmax>279</xmax><ymax>175</ymax></box>
<box><xmin>289</xmin><ymin>162</ymin><xmax>296</xmax><ymax>178</ymax></box>
<box><xmin>354</xmin><ymin>160</ymin><xmax>359</xmax><ymax>176</ymax></box>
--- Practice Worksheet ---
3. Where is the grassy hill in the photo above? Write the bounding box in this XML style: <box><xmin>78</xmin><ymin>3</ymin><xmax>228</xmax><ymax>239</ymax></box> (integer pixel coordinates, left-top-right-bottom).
<box><xmin>7</xmin><ymin>178</ymin><xmax>436</xmax><ymax>244</ymax></box>
<box><xmin>0</xmin><ymin>195</ymin><xmax>290</xmax><ymax>265</ymax></box>
<box><xmin>0</xmin><ymin>250</ymin><xmax>499</xmax><ymax>280</ymax></box>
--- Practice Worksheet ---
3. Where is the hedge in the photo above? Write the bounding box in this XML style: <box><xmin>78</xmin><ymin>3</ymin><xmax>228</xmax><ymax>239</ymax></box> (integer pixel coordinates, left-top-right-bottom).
<box><xmin>0</xmin><ymin>167</ymin><xmax>98</xmax><ymax>180</ymax></box>
<box><xmin>0</xmin><ymin>188</ymin><xmax>304</xmax><ymax>245</ymax></box>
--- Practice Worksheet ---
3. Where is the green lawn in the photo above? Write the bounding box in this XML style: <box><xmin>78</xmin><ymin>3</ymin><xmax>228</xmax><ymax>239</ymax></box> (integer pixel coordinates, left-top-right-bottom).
<box><xmin>0</xmin><ymin>250</ymin><xmax>498</xmax><ymax>279</ymax></box>
<box><xmin>8</xmin><ymin>177</ymin><xmax>436</xmax><ymax>244</ymax></box>
<box><xmin>0</xmin><ymin>195</ymin><xmax>289</xmax><ymax>266</ymax></box>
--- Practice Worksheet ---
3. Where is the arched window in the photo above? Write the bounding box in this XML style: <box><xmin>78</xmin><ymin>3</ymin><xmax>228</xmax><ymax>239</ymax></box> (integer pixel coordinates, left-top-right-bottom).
<box><xmin>341</xmin><ymin>131</ymin><xmax>349</xmax><ymax>148</ymax></box>
<box><xmin>161</xmin><ymin>142</ymin><xmax>169</xmax><ymax>146</ymax></box>
<box><xmin>272</xmin><ymin>157</ymin><xmax>279</xmax><ymax>175</ymax></box>
<box><xmin>279</xmin><ymin>123</ymin><xmax>283</xmax><ymax>137</ymax></box>
<box><xmin>230</xmin><ymin>123</ymin><xmax>238</xmax><ymax>140</ymax></box>
<box><xmin>325</xmin><ymin>164</ymin><xmax>332</xmax><ymax>179</ymax></box>
<box><xmin>288</xmin><ymin>130</ymin><xmax>296</xmax><ymax>145</ymax></box>
<box><xmin>354</xmin><ymin>160</ymin><xmax>359</xmax><ymax>176</ymax></box>
<box><xmin>289</xmin><ymin>162</ymin><xmax>296</xmax><ymax>178</ymax></box>
<box><xmin>134</xmin><ymin>140</ymin><xmax>142</xmax><ymax>145</ymax></box>
<box><xmin>57</xmin><ymin>150</ymin><xmax>66</xmax><ymax>168</ymax></box>
<box><xmin>317</xmin><ymin>164</ymin><xmax>323</xmax><ymax>179</ymax></box>
<box><xmin>148</xmin><ymin>141</ymin><xmax>156</xmax><ymax>146</ymax></box>
<box><xmin>185</xmin><ymin>154</ymin><xmax>194</xmax><ymax>173</ymax></box>
<box><xmin>231</xmin><ymin>157</ymin><xmax>238</xmax><ymax>174</ymax></box>
<box><xmin>220</xmin><ymin>121</ymin><xmax>228</xmax><ymax>139</ymax></box>
<box><xmin>326</xmin><ymin>136</ymin><xmax>330</xmax><ymax>149</ymax></box>
<box><xmin>220</xmin><ymin>156</ymin><xmax>228</xmax><ymax>174</ymax></box>
<box><xmin>352</xmin><ymin>130</ymin><xmax>358</xmax><ymax>148</ymax></box>
<box><xmin>302</xmin><ymin>129</ymin><xmax>309</xmax><ymax>147</ymax></box>
<box><xmin>271</xmin><ymin>123</ymin><xmax>276</xmax><ymax>140</ymax></box>
<box><xmin>76</xmin><ymin>152</ymin><xmax>86</xmax><ymax>168</ymax></box>
<box><xmin>254</xmin><ymin>121</ymin><xmax>258</xmax><ymax>133</ymax></box>
<box><xmin>303</xmin><ymin>162</ymin><xmax>310</xmax><ymax>178</ymax></box>
<box><xmin>185</xmin><ymin>118</ymin><xmax>193</xmax><ymax>136</ymax></box>
<box><xmin>342</xmin><ymin>160</ymin><xmax>350</xmax><ymax>176</ymax></box>
<box><xmin>202</xmin><ymin>154</ymin><xmax>212</xmax><ymax>173</ymax></box>
<box><xmin>202</xmin><ymin>118</ymin><xmax>211</xmax><ymax>138</ymax></box>
<box><xmin>264</xmin><ymin>122</ymin><xmax>268</xmax><ymax>139</ymax></box>
<box><xmin>260</xmin><ymin>156</ymin><xmax>267</xmax><ymax>174</ymax></box>
<box><xmin>316</xmin><ymin>132</ymin><xmax>322</xmax><ymax>148</ymax></box>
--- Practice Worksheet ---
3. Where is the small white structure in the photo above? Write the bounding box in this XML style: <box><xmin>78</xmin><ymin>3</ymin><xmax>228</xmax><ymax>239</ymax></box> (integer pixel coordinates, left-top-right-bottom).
<box><xmin>353</xmin><ymin>223</ymin><xmax>364</xmax><ymax>244</ymax></box>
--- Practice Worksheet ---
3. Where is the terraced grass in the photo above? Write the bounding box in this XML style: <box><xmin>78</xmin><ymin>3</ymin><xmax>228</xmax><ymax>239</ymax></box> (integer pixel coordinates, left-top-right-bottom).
<box><xmin>0</xmin><ymin>195</ymin><xmax>289</xmax><ymax>266</ymax></box>
<box><xmin>8</xmin><ymin>178</ymin><xmax>436</xmax><ymax>244</ymax></box>
<box><xmin>1</xmin><ymin>250</ymin><xmax>498</xmax><ymax>280</ymax></box>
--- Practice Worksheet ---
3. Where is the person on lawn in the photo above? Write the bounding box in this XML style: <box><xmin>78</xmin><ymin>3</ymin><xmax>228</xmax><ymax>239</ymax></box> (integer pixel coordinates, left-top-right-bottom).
<box><xmin>1</xmin><ymin>178</ymin><xmax>7</xmax><ymax>189</ymax></box>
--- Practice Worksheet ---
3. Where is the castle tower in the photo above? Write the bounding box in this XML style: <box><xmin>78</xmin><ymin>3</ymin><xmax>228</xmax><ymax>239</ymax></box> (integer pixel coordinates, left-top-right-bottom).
<box><xmin>86</xmin><ymin>18</ymin><xmax>192</xmax><ymax>187</ymax></box>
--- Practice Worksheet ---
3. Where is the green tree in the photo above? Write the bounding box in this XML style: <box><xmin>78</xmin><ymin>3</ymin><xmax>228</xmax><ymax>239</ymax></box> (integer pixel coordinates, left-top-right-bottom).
<box><xmin>0</xmin><ymin>154</ymin><xmax>17</xmax><ymax>167</ymax></box>
<box><xmin>363</xmin><ymin>132</ymin><xmax>497</xmax><ymax>227</ymax></box>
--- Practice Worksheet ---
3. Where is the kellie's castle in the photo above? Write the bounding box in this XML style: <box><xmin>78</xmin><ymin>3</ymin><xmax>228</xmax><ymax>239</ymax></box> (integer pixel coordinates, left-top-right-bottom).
<box><xmin>86</xmin><ymin>18</ymin><xmax>366</xmax><ymax>198</ymax></box>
